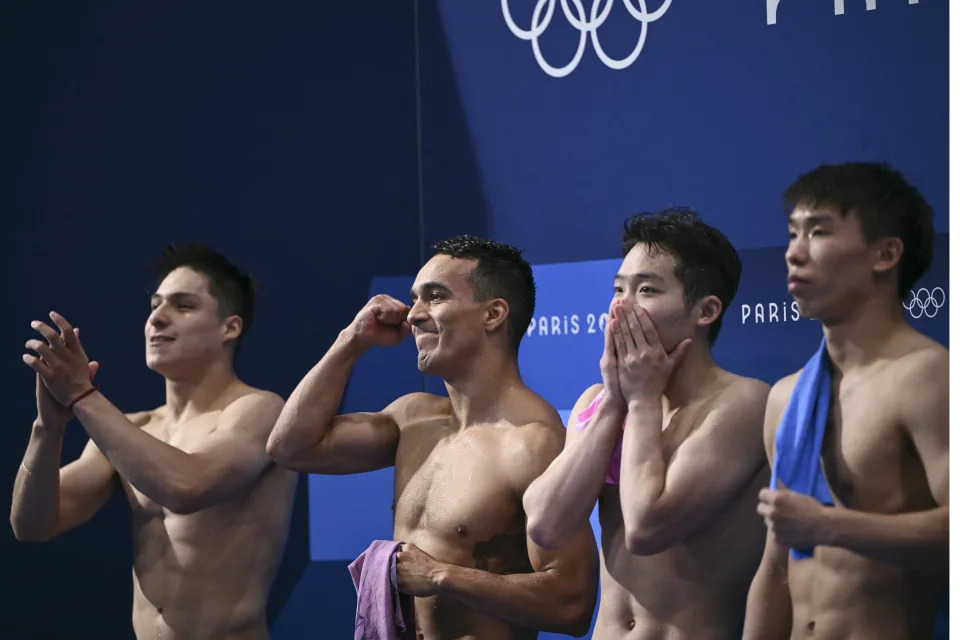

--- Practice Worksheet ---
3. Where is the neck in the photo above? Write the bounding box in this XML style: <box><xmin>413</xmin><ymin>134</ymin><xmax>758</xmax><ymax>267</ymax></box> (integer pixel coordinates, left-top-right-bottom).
<box><xmin>821</xmin><ymin>293</ymin><xmax>908</xmax><ymax>374</ymax></box>
<box><xmin>442</xmin><ymin>348</ymin><xmax>525</xmax><ymax>428</ymax></box>
<box><xmin>663</xmin><ymin>339</ymin><xmax>720</xmax><ymax>410</ymax></box>
<box><xmin>163</xmin><ymin>357</ymin><xmax>239</xmax><ymax>422</ymax></box>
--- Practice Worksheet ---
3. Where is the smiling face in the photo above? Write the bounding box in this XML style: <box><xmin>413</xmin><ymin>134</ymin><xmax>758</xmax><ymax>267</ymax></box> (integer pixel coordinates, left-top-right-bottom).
<box><xmin>407</xmin><ymin>255</ymin><xmax>495</xmax><ymax>377</ymax></box>
<box><xmin>144</xmin><ymin>267</ymin><xmax>241</xmax><ymax>375</ymax></box>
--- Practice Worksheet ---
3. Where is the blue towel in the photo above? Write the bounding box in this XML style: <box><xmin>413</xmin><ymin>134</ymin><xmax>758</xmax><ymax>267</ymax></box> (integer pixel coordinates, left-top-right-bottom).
<box><xmin>771</xmin><ymin>338</ymin><xmax>835</xmax><ymax>559</ymax></box>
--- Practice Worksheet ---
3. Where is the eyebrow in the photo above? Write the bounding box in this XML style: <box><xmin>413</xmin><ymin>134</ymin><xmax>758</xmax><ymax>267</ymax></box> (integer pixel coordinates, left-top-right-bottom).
<box><xmin>614</xmin><ymin>272</ymin><xmax>665</xmax><ymax>283</ymax></box>
<box><xmin>411</xmin><ymin>281</ymin><xmax>454</xmax><ymax>299</ymax></box>
<box><xmin>788</xmin><ymin>214</ymin><xmax>835</xmax><ymax>227</ymax></box>
<box><xmin>151</xmin><ymin>291</ymin><xmax>201</xmax><ymax>303</ymax></box>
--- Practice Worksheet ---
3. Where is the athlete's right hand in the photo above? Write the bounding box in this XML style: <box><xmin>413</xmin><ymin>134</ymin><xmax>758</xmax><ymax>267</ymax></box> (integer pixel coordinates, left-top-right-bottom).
<box><xmin>345</xmin><ymin>295</ymin><xmax>412</xmax><ymax>349</ymax></box>
<box><xmin>599</xmin><ymin>312</ymin><xmax>626</xmax><ymax>410</ymax></box>
<box><xmin>35</xmin><ymin>328</ymin><xmax>99</xmax><ymax>429</ymax></box>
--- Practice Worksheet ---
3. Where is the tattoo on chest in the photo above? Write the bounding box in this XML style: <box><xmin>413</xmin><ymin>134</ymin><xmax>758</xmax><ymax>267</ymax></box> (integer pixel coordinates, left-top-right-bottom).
<box><xmin>472</xmin><ymin>531</ymin><xmax>533</xmax><ymax>575</ymax></box>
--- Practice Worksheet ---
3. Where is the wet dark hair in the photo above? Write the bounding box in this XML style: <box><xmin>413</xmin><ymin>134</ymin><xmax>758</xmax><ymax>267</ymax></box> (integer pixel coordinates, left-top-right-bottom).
<box><xmin>430</xmin><ymin>235</ymin><xmax>535</xmax><ymax>354</ymax></box>
<box><xmin>783</xmin><ymin>162</ymin><xmax>934</xmax><ymax>299</ymax></box>
<box><xmin>622</xmin><ymin>207</ymin><xmax>742</xmax><ymax>344</ymax></box>
<box><xmin>154</xmin><ymin>243</ymin><xmax>257</xmax><ymax>356</ymax></box>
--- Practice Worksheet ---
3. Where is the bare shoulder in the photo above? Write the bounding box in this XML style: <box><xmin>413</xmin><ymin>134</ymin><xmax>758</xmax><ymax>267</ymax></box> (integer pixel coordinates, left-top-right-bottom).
<box><xmin>383</xmin><ymin>392</ymin><xmax>451</xmax><ymax>430</ymax></box>
<box><xmin>718</xmin><ymin>373</ymin><xmax>770</xmax><ymax>408</ymax></box>
<box><xmin>503</xmin><ymin>418</ymin><xmax>566</xmax><ymax>491</ymax></box>
<box><xmin>767</xmin><ymin>371</ymin><xmax>801</xmax><ymax>415</ymax></box>
<box><xmin>571</xmin><ymin>383</ymin><xmax>604</xmax><ymax>420</ymax></box>
<box><xmin>889</xmin><ymin>334</ymin><xmax>948</xmax><ymax>383</ymax></box>
<box><xmin>221</xmin><ymin>387</ymin><xmax>286</xmax><ymax>419</ymax></box>
<box><xmin>124</xmin><ymin>407</ymin><xmax>162</xmax><ymax>428</ymax></box>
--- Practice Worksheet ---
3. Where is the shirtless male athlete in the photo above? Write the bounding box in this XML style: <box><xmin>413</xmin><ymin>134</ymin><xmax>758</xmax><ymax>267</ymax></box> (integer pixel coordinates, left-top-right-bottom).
<box><xmin>743</xmin><ymin>162</ymin><xmax>948</xmax><ymax>639</ymax></box>
<box><xmin>267</xmin><ymin>236</ymin><xmax>598</xmax><ymax>639</ymax></box>
<box><xmin>524</xmin><ymin>208</ymin><xmax>770</xmax><ymax>639</ymax></box>
<box><xmin>11</xmin><ymin>244</ymin><xmax>297</xmax><ymax>640</ymax></box>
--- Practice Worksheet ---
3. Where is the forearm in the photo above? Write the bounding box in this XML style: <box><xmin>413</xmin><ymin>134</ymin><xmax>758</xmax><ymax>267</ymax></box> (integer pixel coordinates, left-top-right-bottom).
<box><xmin>72</xmin><ymin>394</ymin><xmax>196</xmax><ymax>511</ymax></box>
<box><xmin>439</xmin><ymin>565</ymin><xmax>589</xmax><ymax>635</ymax></box>
<box><xmin>10</xmin><ymin>421</ymin><xmax>67</xmax><ymax>541</ymax></box>
<box><xmin>619</xmin><ymin>399</ymin><xmax>668</xmax><ymax>542</ymax></box>
<box><xmin>524</xmin><ymin>399</ymin><xmax>624</xmax><ymax>548</ymax></box>
<box><xmin>824</xmin><ymin>505</ymin><xmax>948</xmax><ymax>569</ymax></box>
<box><xmin>742</xmin><ymin>562</ymin><xmax>792</xmax><ymax>640</ymax></box>
<box><xmin>267</xmin><ymin>330</ymin><xmax>362</xmax><ymax>461</ymax></box>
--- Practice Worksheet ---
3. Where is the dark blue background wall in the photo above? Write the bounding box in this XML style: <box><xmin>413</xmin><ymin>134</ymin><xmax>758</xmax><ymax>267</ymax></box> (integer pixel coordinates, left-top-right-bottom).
<box><xmin>3</xmin><ymin>1</ymin><xmax>948</xmax><ymax>638</ymax></box>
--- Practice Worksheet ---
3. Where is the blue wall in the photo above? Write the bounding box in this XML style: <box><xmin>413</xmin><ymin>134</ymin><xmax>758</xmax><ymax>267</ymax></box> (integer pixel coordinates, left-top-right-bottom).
<box><xmin>3</xmin><ymin>1</ymin><xmax>947</xmax><ymax>638</ymax></box>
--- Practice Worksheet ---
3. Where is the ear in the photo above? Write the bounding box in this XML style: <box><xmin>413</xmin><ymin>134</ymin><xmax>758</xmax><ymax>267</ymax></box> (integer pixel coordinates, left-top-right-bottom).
<box><xmin>694</xmin><ymin>295</ymin><xmax>722</xmax><ymax>330</ymax></box>
<box><xmin>872</xmin><ymin>237</ymin><xmax>904</xmax><ymax>276</ymax></box>
<box><xmin>484</xmin><ymin>298</ymin><xmax>510</xmax><ymax>334</ymax></box>
<box><xmin>222</xmin><ymin>315</ymin><xmax>243</xmax><ymax>344</ymax></box>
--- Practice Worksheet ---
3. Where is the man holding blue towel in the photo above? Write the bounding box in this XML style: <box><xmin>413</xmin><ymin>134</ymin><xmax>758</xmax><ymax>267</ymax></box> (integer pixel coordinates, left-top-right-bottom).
<box><xmin>744</xmin><ymin>163</ymin><xmax>948</xmax><ymax>639</ymax></box>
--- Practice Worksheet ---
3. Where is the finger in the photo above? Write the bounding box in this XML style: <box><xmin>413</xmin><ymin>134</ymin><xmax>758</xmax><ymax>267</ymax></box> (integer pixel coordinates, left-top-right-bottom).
<box><xmin>25</xmin><ymin>339</ymin><xmax>55</xmax><ymax>362</ymax></box>
<box><xmin>603</xmin><ymin>317</ymin><xmax>617</xmax><ymax>358</ymax></box>
<box><xmin>613</xmin><ymin>308</ymin><xmax>638</xmax><ymax>356</ymax></box>
<box><xmin>668</xmin><ymin>338</ymin><xmax>693</xmax><ymax>363</ymax></box>
<box><xmin>398</xmin><ymin>321</ymin><xmax>413</xmax><ymax>340</ymax></box>
<box><xmin>23</xmin><ymin>353</ymin><xmax>52</xmax><ymax>376</ymax></box>
<box><xmin>635</xmin><ymin>306</ymin><xmax>666</xmax><ymax>353</ymax></box>
<box><xmin>758</xmin><ymin>488</ymin><xmax>773</xmax><ymax>504</ymax></box>
<box><xmin>757</xmin><ymin>503</ymin><xmax>772</xmax><ymax>517</ymax></box>
<box><xmin>50</xmin><ymin>312</ymin><xmax>79</xmax><ymax>350</ymax></box>
<box><xmin>88</xmin><ymin>361</ymin><xmax>100</xmax><ymax>380</ymax></box>
<box><xmin>31</xmin><ymin>321</ymin><xmax>61</xmax><ymax>345</ymax></box>
<box><xmin>610</xmin><ymin>319</ymin><xmax>628</xmax><ymax>360</ymax></box>
<box><xmin>629</xmin><ymin>305</ymin><xmax>657</xmax><ymax>351</ymax></box>
<box><xmin>776</xmin><ymin>479</ymin><xmax>788</xmax><ymax>491</ymax></box>
<box><xmin>376</xmin><ymin>303</ymin><xmax>412</xmax><ymax>327</ymax></box>
<box><xmin>764</xmin><ymin>517</ymin><xmax>774</xmax><ymax>529</ymax></box>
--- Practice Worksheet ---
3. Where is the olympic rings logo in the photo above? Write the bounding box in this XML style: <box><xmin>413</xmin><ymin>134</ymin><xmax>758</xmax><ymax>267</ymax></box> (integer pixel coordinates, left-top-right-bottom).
<box><xmin>501</xmin><ymin>0</ymin><xmax>673</xmax><ymax>78</ymax></box>
<box><xmin>902</xmin><ymin>286</ymin><xmax>945</xmax><ymax>319</ymax></box>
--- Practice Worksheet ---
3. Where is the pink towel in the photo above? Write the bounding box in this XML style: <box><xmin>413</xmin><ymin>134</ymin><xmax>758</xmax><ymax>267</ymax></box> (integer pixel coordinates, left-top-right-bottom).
<box><xmin>348</xmin><ymin>540</ymin><xmax>415</xmax><ymax>640</ymax></box>
<box><xmin>574</xmin><ymin>388</ymin><xmax>623</xmax><ymax>484</ymax></box>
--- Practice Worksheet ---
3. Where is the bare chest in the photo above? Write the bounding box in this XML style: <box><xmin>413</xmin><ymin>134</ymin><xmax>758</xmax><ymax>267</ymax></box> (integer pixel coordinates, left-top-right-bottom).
<box><xmin>122</xmin><ymin>414</ymin><xmax>222</xmax><ymax>514</ymax></box>
<box><xmin>820</xmin><ymin>378</ymin><xmax>927</xmax><ymax>511</ymax></box>
<box><xmin>393</xmin><ymin>426</ymin><xmax>524</xmax><ymax>550</ymax></box>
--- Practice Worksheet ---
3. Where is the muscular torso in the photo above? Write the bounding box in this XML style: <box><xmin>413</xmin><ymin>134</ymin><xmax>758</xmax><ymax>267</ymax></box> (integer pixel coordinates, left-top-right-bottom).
<box><xmin>391</xmin><ymin>395</ymin><xmax>552</xmax><ymax>640</ymax></box>
<box><xmin>592</xmin><ymin>378</ymin><xmax>767</xmax><ymax>640</ymax></box>
<box><xmin>123</xmin><ymin>409</ymin><xmax>297</xmax><ymax>640</ymax></box>
<box><xmin>784</xmin><ymin>349</ymin><xmax>946</xmax><ymax>639</ymax></box>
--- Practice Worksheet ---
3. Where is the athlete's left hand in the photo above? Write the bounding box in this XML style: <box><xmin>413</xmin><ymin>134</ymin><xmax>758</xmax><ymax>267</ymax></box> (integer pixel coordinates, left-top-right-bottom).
<box><xmin>23</xmin><ymin>312</ymin><xmax>95</xmax><ymax>407</ymax></box>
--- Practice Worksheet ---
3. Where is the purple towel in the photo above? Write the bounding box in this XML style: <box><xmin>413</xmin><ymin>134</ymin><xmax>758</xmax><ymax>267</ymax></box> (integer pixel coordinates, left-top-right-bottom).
<box><xmin>348</xmin><ymin>540</ymin><xmax>416</xmax><ymax>640</ymax></box>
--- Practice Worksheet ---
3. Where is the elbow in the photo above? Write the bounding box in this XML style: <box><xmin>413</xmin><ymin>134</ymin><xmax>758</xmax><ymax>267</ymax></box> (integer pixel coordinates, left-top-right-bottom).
<box><xmin>522</xmin><ymin>492</ymin><xmax>566</xmax><ymax>550</ymax></box>
<box><xmin>553</xmin><ymin>596</ymin><xmax>595</xmax><ymax>637</ymax></box>
<box><xmin>525</xmin><ymin>515</ymin><xmax>564</xmax><ymax>551</ymax></box>
<box><xmin>164</xmin><ymin>476</ymin><xmax>208</xmax><ymax>515</ymax></box>
<box><xmin>624</xmin><ymin>521</ymin><xmax>673</xmax><ymax>556</ymax></box>
<box><xmin>10</xmin><ymin>518</ymin><xmax>55</xmax><ymax>543</ymax></box>
<box><xmin>265</xmin><ymin>431</ymin><xmax>287</xmax><ymax>464</ymax></box>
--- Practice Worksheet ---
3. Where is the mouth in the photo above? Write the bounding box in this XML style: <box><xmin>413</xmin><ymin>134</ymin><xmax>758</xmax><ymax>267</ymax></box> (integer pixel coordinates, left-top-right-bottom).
<box><xmin>149</xmin><ymin>335</ymin><xmax>175</xmax><ymax>345</ymax></box>
<box><xmin>787</xmin><ymin>275</ymin><xmax>811</xmax><ymax>292</ymax></box>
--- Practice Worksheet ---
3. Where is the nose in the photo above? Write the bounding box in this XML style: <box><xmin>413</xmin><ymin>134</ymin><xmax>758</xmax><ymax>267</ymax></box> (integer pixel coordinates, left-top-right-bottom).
<box><xmin>407</xmin><ymin>300</ymin><xmax>428</xmax><ymax>328</ymax></box>
<box><xmin>785</xmin><ymin>236</ymin><xmax>808</xmax><ymax>267</ymax></box>
<box><xmin>148</xmin><ymin>305</ymin><xmax>170</xmax><ymax>330</ymax></box>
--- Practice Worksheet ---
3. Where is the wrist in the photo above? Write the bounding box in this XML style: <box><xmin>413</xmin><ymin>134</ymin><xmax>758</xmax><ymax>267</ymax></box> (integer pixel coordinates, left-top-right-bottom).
<box><xmin>336</xmin><ymin>328</ymin><xmax>368</xmax><ymax>358</ymax></box>
<box><xmin>597</xmin><ymin>394</ymin><xmax>627</xmax><ymax>419</ymax></box>
<box><xmin>627</xmin><ymin>395</ymin><xmax>662</xmax><ymax>412</ymax></box>
<box><xmin>33</xmin><ymin>418</ymin><xmax>68</xmax><ymax>435</ymax></box>
<box><xmin>434</xmin><ymin>563</ymin><xmax>458</xmax><ymax>595</ymax></box>
<box><xmin>818</xmin><ymin>505</ymin><xmax>841</xmax><ymax>547</ymax></box>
